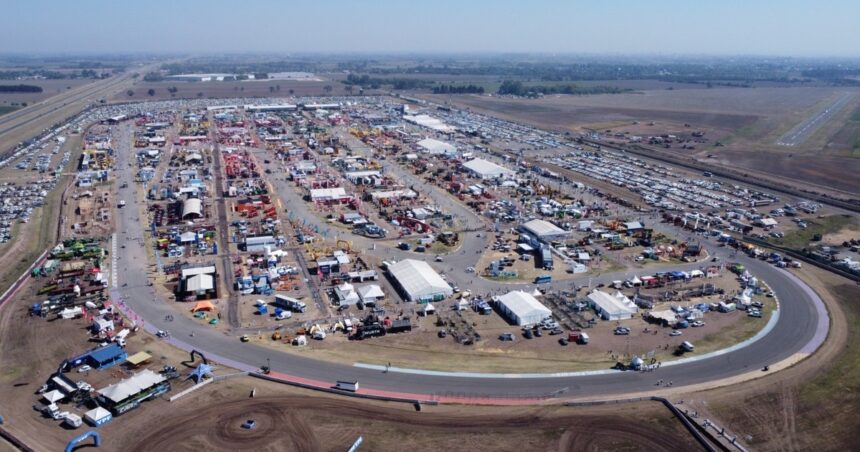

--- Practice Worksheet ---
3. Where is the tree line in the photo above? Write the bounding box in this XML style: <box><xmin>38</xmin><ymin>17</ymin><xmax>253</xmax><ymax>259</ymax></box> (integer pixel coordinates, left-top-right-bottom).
<box><xmin>0</xmin><ymin>84</ymin><xmax>43</xmax><ymax>93</ymax></box>
<box><xmin>432</xmin><ymin>84</ymin><xmax>484</xmax><ymax>94</ymax></box>
<box><xmin>497</xmin><ymin>80</ymin><xmax>629</xmax><ymax>96</ymax></box>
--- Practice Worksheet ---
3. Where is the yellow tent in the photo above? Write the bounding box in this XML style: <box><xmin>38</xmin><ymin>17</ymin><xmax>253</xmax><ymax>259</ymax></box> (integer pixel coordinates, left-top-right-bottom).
<box><xmin>125</xmin><ymin>351</ymin><xmax>152</xmax><ymax>367</ymax></box>
<box><xmin>191</xmin><ymin>300</ymin><xmax>216</xmax><ymax>312</ymax></box>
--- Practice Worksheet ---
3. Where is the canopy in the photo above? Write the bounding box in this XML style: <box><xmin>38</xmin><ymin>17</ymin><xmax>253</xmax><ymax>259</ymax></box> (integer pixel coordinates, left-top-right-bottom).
<box><xmin>43</xmin><ymin>389</ymin><xmax>65</xmax><ymax>403</ymax></box>
<box><xmin>125</xmin><ymin>351</ymin><xmax>152</xmax><ymax>366</ymax></box>
<box><xmin>191</xmin><ymin>300</ymin><xmax>215</xmax><ymax>312</ymax></box>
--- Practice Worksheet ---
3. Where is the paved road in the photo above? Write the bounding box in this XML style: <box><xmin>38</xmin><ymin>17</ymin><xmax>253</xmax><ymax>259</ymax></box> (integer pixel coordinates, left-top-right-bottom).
<box><xmin>776</xmin><ymin>92</ymin><xmax>857</xmax><ymax>146</ymax></box>
<box><xmin>111</xmin><ymin>124</ymin><xmax>827</xmax><ymax>398</ymax></box>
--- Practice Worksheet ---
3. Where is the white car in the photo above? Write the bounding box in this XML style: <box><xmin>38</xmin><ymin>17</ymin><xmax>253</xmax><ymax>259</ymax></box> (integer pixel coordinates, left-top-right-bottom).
<box><xmin>691</xmin><ymin>321</ymin><xmax>705</xmax><ymax>327</ymax></box>
<box><xmin>669</xmin><ymin>330</ymin><xmax>682</xmax><ymax>336</ymax></box>
<box><xmin>77</xmin><ymin>365</ymin><xmax>92</xmax><ymax>373</ymax></box>
<box><xmin>465</xmin><ymin>266</ymin><xmax>476</xmax><ymax>273</ymax></box>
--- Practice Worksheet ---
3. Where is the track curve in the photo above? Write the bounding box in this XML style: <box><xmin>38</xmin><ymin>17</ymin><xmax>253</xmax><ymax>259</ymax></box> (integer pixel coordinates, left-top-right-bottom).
<box><xmin>107</xmin><ymin>114</ymin><xmax>829</xmax><ymax>401</ymax></box>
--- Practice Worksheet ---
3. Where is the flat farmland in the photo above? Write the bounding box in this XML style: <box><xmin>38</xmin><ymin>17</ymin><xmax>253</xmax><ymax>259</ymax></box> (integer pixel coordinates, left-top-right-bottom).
<box><xmin>0</xmin><ymin>78</ymin><xmax>95</xmax><ymax>105</ymax></box>
<box><xmin>113</xmin><ymin>78</ymin><xmax>348</xmax><ymax>101</ymax></box>
<box><xmin>440</xmin><ymin>86</ymin><xmax>860</xmax><ymax>196</ymax></box>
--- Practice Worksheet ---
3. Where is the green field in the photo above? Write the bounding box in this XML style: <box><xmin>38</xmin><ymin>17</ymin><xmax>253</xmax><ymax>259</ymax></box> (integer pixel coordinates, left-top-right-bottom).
<box><xmin>773</xmin><ymin>215</ymin><xmax>858</xmax><ymax>249</ymax></box>
<box><xmin>0</xmin><ymin>106</ymin><xmax>18</xmax><ymax>117</ymax></box>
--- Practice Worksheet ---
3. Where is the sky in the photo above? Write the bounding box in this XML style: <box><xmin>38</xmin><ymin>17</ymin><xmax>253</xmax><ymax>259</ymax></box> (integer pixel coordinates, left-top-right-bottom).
<box><xmin>2</xmin><ymin>0</ymin><xmax>859</xmax><ymax>57</ymax></box>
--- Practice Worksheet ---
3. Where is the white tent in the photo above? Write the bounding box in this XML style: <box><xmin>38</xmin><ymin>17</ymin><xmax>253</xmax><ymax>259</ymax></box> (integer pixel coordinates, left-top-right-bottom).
<box><xmin>43</xmin><ymin>389</ymin><xmax>65</xmax><ymax>403</ymax></box>
<box><xmin>462</xmin><ymin>158</ymin><xmax>514</xmax><ymax>179</ymax></box>
<box><xmin>357</xmin><ymin>284</ymin><xmax>384</xmax><ymax>304</ymax></box>
<box><xmin>388</xmin><ymin>259</ymin><xmax>453</xmax><ymax>302</ymax></box>
<box><xmin>531</xmin><ymin>288</ymin><xmax>542</xmax><ymax>297</ymax></box>
<box><xmin>588</xmin><ymin>290</ymin><xmax>639</xmax><ymax>320</ymax></box>
<box><xmin>84</xmin><ymin>406</ymin><xmax>113</xmax><ymax>426</ymax></box>
<box><xmin>334</xmin><ymin>283</ymin><xmax>360</xmax><ymax>306</ymax></box>
<box><xmin>496</xmin><ymin>291</ymin><xmax>552</xmax><ymax>326</ymax></box>
<box><xmin>418</xmin><ymin>303</ymin><xmax>436</xmax><ymax>316</ymax></box>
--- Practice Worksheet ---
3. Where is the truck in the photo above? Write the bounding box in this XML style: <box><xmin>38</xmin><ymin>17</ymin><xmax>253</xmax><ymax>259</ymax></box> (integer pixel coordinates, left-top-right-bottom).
<box><xmin>273</xmin><ymin>294</ymin><xmax>307</xmax><ymax>313</ymax></box>
<box><xmin>352</xmin><ymin>323</ymin><xmax>386</xmax><ymax>340</ymax></box>
<box><xmin>539</xmin><ymin>245</ymin><xmax>553</xmax><ymax>270</ymax></box>
<box><xmin>569</xmin><ymin>330</ymin><xmax>589</xmax><ymax>344</ymax></box>
<box><xmin>680</xmin><ymin>341</ymin><xmax>695</xmax><ymax>352</ymax></box>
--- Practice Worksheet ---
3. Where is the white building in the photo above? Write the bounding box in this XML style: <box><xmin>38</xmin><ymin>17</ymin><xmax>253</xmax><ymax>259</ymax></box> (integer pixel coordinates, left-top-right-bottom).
<box><xmin>388</xmin><ymin>259</ymin><xmax>452</xmax><ymax>303</ymax></box>
<box><xmin>416</xmin><ymin>138</ymin><xmax>457</xmax><ymax>155</ymax></box>
<box><xmin>495</xmin><ymin>291</ymin><xmax>552</xmax><ymax>326</ymax></box>
<box><xmin>357</xmin><ymin>284</ymin><xmax>385</xmax><ymax>305</ymax></box>
<box><xmin>462</xmin><ymin>158</ymin><xmax>514</xmax><ymax>179</ymax></box>
<box><xmin>587</xmin><ymin>290</ymin><xmax>639</xmax><ymax>320</ymax></box>
<box><xmin>520</xmin><ymin>219</ymin><xmax>570</xmax><ymax>242</ymax></box>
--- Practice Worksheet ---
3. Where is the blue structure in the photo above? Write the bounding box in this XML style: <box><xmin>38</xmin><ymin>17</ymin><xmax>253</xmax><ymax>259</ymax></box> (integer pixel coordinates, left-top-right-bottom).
<box><xmin>186</xmin><ymin>364</ymin><xmax>213</xmax><ymax>384</ymax></box>
<box><xmin>68</xmin><ymin>344</ymin><xmax>127</xmax><ymax>370</ymax></box>
<box><xmin>65</xmin><ymin>431</ymin><xmax>101</xmax><ymax>452</ymax></box>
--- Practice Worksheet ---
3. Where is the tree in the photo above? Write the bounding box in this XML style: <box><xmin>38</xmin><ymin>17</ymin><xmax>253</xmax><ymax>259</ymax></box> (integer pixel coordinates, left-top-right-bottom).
<box><xmin>344</xmin><ymin>85</ymin><xmax>353</xmax><ymax>94</ymax></box>
<box><xmin>275</xmin><ymin>84</ymin><xmax>281</xmax><ymax>91</ymax></box>
<box><xmin>126</xmin><ymin>89</ymin><xmax>134</xmax><ymax>97</ymax></box>
<box><xmin>147</xmin><ymin>88</ymin><xmax>155</xmax><ymax>96</ymax></box>
<box><xmin>197</xmin><ymin>92</ymin><xmax>203</xmax><ymax>98</ymax></box>
<box><xmin>323</xmin><ymin>85</ymin><xmax>333</xmax><ymax>94</ymax></box>
<box><xmin>288</xmin><ymin>89</ymin><xmax>294</xmax><ymax>95</ymax></box>
<box><xmin>168</xmin><ymin>86</ymin><xmax>178</xmax><ymax>94</ymax></box>
<box><xmin>269</xmin><ymin>86</ymin><xmax>275</xmax><ymax>93</ymax></box>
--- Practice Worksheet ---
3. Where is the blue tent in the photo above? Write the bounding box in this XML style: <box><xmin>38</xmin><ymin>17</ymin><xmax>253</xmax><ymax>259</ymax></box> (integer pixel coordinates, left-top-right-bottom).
<box><xmin>186</xmin><ymin>364</ymin><xmax>213</xmax><ymax>384</ymax></box>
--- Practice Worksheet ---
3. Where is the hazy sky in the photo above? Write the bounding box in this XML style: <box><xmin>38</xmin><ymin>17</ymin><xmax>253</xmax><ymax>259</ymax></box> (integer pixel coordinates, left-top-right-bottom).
<box><xmin>2</xmin><ymin>0</ymin><xmax>859</xmax><ymax>57</ymax></box>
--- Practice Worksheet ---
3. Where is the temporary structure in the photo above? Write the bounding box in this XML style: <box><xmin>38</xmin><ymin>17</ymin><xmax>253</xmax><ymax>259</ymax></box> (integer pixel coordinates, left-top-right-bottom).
<box><xmin>191</xmin><ymin>300</ymin><xmax>215</xmax><ymax>312</ymax></box>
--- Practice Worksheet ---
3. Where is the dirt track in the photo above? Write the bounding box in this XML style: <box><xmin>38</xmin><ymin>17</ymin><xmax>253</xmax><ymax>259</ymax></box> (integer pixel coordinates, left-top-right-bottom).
<box><xmin>127</xmin><ymin>394</ymin><xmax>691</xmax><ymax>452</ymax></box>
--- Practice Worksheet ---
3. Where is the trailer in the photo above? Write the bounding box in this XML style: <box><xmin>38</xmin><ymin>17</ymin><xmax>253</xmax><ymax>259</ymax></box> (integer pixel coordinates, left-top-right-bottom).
<box><xmin>273</xmin><ymin>294</ymin><xmax>307</xmax><ymax>313</ymax></box>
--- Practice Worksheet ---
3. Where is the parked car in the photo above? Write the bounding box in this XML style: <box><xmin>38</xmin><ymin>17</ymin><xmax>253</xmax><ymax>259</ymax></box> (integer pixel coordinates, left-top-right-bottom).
<box><xmin>748</xmin><ymin>310</ymin><xmax>763</xmax><ymax>318</ymax></box>
<box><xmin>614</xmin><ymin>326</ymin><xmax>631</xmax><ymax>335</ymax></box>
<box><xmin>77</xmin><ymin>365</ymin><xmax>92</xmax><ymax>373</ymax></box>
<box><xmin>499</xmin><ymin>332</ymin><xmax>514</xmax><ymax>341</ymax></box>
<box><xmin>669</xmin><ymin>330</ymin><xmax>682</xmax><ymax>336</ymax></box>
<box><xmin>691</xmin><ymin>320</ymin><xmax>705</xmax><ymax>327</ymax></box>
<box><xmin>241</xmin><ymin>419</ymin><xmax>257</xmax><ymax>430</ymax></box>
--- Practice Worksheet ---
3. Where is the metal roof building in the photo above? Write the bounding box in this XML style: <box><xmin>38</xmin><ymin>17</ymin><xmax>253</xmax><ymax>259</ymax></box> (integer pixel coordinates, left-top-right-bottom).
<box><xmin>416</xmin><ymin>138</ymin><xmax>457</xmax><ymax>155</ymax></box>
<box><xmin>495</xmin><ymin>291</ymin><xmax>552</xmax><ymax>326</ymax></box>
<box><xmin>182</xmin><ymin>198</ymin><xmax>203</xmax><ymax>219</ymax></box>
<box><xmin>462</xmin><ymin>158</ymin><xmax>514</xmax><ymax>179</ymax></box>
<box><xmin>388</xmin><ymin>259</ymin><xmax>452</xmax><ymax>303</ymax></box>
<box><xmin>520</xmin><ymin>219</ymin><xmax>570</xmax><ymax>241</ymax></box>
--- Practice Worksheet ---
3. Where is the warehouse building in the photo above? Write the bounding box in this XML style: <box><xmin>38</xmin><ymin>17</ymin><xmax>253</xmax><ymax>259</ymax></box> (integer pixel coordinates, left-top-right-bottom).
<box><xmin>495</xmin><ymin>291</ymin><xmax>552</xmax><ymax>326</ymax></box>
<box><xmin>387</xmin><ymin>259</ymin><xmax>452</xmax><ymax>303</ymax></box>
<box><xmin>587</xmin><ymin>290</ymin><xmax>638</xmax><ymax>320</ymax></box>
<box><xmin>520</xmin><ymin>219</ymin><xmax>571</xmax><ymax>242</ymax></box>
<box><xmin>68</xmin><ymin>343</ymin><xmax>128</xmax><ymax>370</ymax></box>
<box><xmin>462</xmin><ymin>158</ymin><xmax>514</xmax><ymax>179</ymax></box>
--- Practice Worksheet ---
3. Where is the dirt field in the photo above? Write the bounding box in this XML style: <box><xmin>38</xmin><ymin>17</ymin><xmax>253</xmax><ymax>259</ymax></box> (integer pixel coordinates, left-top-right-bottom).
<box><xmin>0</xmin><ymin>79</ymin><xmax>95</xmax><ymax>105</ymax></box>
<box><xmin>114</xmin><ymin>78</ymin><xmax>347</xmax><ymax>102</ymax></box>
<box><xmin>122</xmin><ymin>382</ymin><xmax>696</xmax><ymax>452</ymax></box>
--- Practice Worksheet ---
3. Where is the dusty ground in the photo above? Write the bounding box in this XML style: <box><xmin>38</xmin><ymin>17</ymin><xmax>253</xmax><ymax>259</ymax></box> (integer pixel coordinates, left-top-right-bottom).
<box><xmin>121</xmin><ymin>379</ymin><xmax>697</xmax><ymax>452</ymax></box>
